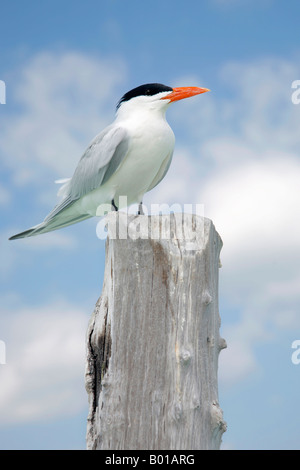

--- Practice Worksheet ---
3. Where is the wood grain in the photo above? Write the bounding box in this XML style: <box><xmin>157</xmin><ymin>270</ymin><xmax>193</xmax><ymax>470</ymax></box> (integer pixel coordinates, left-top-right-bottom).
<box><xmin>85</xmin><ymin>212</ymin><xmax>226</xmax><ymax>450</ymax></box>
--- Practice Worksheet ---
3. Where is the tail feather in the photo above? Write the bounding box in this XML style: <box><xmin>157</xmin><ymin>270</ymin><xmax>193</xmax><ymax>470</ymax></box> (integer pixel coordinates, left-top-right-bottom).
<box><xmin>9</xmin><ymin>227</ymin><xmax>39</xmax><ymax>240</ymax></box>
<box><xmin>9</xmin><ymin>212</ymin><xmax>92</xmax><ymax>240</ymax></box>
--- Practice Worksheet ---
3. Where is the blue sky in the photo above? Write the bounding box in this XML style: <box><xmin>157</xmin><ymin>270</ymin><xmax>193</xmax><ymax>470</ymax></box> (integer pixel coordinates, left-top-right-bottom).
<box><xmin>1</xmin><ymin>0</ymin><xmax>300</xmax><ymax>450</ymax></box>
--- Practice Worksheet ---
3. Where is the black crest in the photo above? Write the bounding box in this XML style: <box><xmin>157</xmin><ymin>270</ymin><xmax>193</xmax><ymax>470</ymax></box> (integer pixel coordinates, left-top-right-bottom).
<box><xmin>117</xmin><ymin>83</ymin><xmax>173</xmax><ymax>109</ymax></box>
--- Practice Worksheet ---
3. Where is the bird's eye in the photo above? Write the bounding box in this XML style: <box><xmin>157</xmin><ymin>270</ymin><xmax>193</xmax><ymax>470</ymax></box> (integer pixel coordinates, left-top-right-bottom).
<box><xmin>145</xmin><ymin>89</ymin><xmax>151</xmax><ymax>95</ymax></box>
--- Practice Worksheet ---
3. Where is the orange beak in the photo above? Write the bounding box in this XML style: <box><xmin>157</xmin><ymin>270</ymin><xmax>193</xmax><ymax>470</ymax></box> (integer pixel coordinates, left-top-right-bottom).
<box><xmin>161</xmin><ymin>86</ymin><xmax>210</xmax><ymax>102</ymax></box>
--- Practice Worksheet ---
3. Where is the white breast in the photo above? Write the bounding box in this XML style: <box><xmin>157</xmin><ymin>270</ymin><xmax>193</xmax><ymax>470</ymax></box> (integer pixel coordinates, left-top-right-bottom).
<box><xmin>114</xmin><ymin>116</ymin><xmax>174</xmax><ymax>199</ymax></box>
<box><xmin>80</xmin><ymin>110</ymin><xmax>175</xmax><ymax>216</ymax></box>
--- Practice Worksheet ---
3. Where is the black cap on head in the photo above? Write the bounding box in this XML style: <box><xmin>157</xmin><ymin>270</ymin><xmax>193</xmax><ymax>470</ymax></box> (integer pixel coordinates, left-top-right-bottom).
<box><xmin>117</xmin><ymin>83</ymin><xmax>173</xmax><ymax>109</ymax></box>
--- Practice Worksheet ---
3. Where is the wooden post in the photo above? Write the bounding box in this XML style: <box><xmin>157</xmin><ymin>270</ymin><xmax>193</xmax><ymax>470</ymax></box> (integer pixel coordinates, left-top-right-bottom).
<box><xmin>85</xmin><ymin>212</ymin><xmax>227</xmax><ymax>450</ymax></box>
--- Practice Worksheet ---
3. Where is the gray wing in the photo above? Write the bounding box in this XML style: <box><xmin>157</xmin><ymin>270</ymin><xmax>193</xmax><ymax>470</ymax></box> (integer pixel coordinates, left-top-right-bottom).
<box><xmin>43</xmin><ymin>125</ymin><xmax>130</xmax><ymax>223</ymax></box>
<box><xmin>69</xmin><ymin>124</ymin><xmax>130</xmax><ymax>199</ymax></box>
<box><xmin>9</xmin><ymin>125</ymin><xmax>130</xmax><ymax>239</ymax></box>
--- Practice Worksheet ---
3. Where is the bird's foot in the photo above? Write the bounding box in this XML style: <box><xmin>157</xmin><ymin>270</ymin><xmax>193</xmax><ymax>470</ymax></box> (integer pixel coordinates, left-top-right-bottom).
<box><xmin>111</xmin><ymin>199</ymin><xmax>118</xmax><ymax>211</ymax></box>
<box><xmin>138</xmin><ymin>202</ymin><xmax>144</xmax><ymax>215</ymax></box>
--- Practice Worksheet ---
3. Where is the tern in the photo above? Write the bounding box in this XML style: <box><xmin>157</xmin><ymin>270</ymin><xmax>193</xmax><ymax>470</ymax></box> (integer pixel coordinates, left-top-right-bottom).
<box><xmin>9</xmin><ymin>83</ymin><xmax>209</xmax><ymax>240</ymax></box>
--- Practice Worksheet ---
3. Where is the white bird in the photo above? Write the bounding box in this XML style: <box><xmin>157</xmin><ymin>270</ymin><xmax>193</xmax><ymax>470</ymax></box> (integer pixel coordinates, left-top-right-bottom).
<box><xmin>9</xmin><ymin>83</ymin><xmax>209</xmax><ymax>240</ymax></box>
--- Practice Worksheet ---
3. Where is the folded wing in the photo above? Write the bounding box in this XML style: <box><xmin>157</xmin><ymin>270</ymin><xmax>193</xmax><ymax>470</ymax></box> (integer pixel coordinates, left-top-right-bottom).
<box><xmin>9</xmin><ymin>125</ymin><xmax>130</xmax><ymax>239</ymax></box>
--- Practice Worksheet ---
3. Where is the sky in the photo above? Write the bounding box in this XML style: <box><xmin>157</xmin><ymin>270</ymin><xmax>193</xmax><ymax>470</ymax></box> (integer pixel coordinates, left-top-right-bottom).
<box><xmin>1</xmin><ymin>0</ymin><xmax>300</xmax><ymax>450</ymax></box>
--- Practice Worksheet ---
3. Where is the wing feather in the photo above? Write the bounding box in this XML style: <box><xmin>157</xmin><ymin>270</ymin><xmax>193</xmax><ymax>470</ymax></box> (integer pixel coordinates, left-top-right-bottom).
<box><xmin>69</xmin><ymin>125</ymin><xmax>130</xmax><ymax>200</ymax></box>
<box><xmin>44</xmin><ymin>125</ymin><xmax>129</xmax><ymax>223</ymax></box>
<box><xmin>9</xmin><ymin>125</ymin><xmax>130</xmax><ymax>239</ymax></box>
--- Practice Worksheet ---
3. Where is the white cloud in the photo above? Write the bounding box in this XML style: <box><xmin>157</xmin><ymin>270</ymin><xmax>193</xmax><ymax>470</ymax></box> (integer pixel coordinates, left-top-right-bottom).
<box><xmin>0</xmin><ymin>301</ymin><xmax>89</xmax><ymax>425</ymax></box>
<box><xmin>1</xmin><ymin>51</ymin><xmax>127</xmax><ymax>187</ymax></box>
<box><xmin>3</xmin><ymin>51</ymin><xmax>300</xmax><ymax>389</ymax></box>
<box><xmin>147</xmin><ymin>58</ymin><xmax>300</xmax><ymax>385</ymax></box>
<box><xmin>219</xmin><ymin>59</ymin><xmax>300</xmax><ymax>153</ymax></box>
<box><xmin>0</xmin><ymin>228</ymin><xmax>78</xmax><ymax>282</ymax></box>
<box><xmin>219</xmin><ymin>337</ymin><xmax>258</xmax><ymax>385</ymax></box>
<box><xmin>201</xmin><ymin>154</ymin><xmax>300</xmax><ymax>263</ymax></box>
<box><xmin>17</xmin><ymin>230</ymin><xmax>78</xmax><ymax>250</ymax></box>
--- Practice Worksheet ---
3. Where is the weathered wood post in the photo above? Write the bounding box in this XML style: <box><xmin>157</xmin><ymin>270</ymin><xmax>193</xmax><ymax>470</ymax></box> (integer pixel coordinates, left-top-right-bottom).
<box><xmin>85</xmin><ymin>212</ymin><xmax>226</xmax><ymax>450</ymax></box>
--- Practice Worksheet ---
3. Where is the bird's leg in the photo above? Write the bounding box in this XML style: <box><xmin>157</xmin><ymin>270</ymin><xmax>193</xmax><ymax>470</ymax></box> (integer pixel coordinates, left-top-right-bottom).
<box><xmin>138</xmin><ymin>201</ymin><xmax>144</xmax><ymax>215</ymax></box>
<box><xmin>111</xmin><ymin>199</ymin><xmax>118</xmax><ymax>211</ymax></box>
